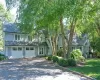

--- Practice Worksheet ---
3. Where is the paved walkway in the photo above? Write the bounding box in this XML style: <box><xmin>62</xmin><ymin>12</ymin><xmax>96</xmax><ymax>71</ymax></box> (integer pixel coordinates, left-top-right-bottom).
<box><xmin>0</xmin><ymin>58</ymin><xmax>91</xmax><ymax>80</ymax></box>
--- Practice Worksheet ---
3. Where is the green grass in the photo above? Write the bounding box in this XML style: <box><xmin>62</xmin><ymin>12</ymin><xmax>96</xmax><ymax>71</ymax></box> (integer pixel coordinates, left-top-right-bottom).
<box><xmin>69</xmin><ymin>59</ymin><xmax>100</xmax><ymax>80</ymax></box>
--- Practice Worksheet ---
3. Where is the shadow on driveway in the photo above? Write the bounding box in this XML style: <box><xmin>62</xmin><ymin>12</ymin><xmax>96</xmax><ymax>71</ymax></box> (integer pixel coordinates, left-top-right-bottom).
<box><xmin>0</xmin><ymin>58</ymin><xmax>87</xmax><ymax>80</ymax></box>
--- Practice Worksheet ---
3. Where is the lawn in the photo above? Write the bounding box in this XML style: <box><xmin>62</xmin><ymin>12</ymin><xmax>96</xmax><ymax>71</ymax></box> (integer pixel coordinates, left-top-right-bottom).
<box><xmin>69</xmin><ymin>59</ymin><xmax>100</xmax><ymax>80</ymax></box>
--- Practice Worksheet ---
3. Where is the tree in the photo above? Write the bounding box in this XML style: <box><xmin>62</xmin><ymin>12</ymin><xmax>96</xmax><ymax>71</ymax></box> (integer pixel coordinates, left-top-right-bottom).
<box><xmin>6</xmin><ymin>0</ymin><xmax>100</xmax><ymax>58</ymax></box>
<box><xmin>0</xmin><ymin>4</ymin><xmax>12</xmax><ymax>48</ymax></box>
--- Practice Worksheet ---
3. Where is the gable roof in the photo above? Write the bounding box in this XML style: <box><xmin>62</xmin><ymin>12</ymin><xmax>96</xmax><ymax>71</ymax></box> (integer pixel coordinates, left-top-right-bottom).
<box><xmin>3</xmin><ymin>23</ymin><xmax>20</xmax><ymax>33</ymax></box>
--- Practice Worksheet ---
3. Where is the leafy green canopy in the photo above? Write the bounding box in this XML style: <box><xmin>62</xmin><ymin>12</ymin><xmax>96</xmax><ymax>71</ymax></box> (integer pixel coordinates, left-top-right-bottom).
<box><xmin>6</xmin><ymin>0</ymin><xmax>100</xmax><ymax>52</ymax></box>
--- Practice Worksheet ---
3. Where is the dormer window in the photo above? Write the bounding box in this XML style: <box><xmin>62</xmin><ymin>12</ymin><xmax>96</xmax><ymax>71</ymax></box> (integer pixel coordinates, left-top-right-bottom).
<box><xmin>15</xmin><ymin>34</ymin><xmax>20</xmax><ymax>41</ymax></box>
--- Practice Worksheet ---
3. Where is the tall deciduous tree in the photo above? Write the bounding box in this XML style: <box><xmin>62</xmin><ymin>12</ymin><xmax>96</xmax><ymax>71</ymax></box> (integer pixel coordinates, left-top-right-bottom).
<box><xmin>6</xmin><ymin>0</ymin><xmax>100</xmax><ymax>57</ymax></box>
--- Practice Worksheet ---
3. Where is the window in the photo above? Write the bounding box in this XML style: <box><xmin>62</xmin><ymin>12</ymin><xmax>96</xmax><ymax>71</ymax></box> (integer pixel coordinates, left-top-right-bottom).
<box><xmin>28</xmin><ymin>36</ymin><xmax>32</xmax><ymax>41</ymax></box>
<box><xmin>79</xmin><ymin>47</ymin><xmax>82</xmax><ymax>51</ymax></box>
<box><xmin>26</xmin><ymin>47</ymin><xmax>29</xmax><ymax>50</ymax></box>
<box><xmin>13</xmin><ymin>47</ymin><xmax>17</xmax><ymax>50</ymax></box>
<box><xmin>30</xmin><ymin>47</ymin><xmax>34</xmax><ymax>50</ymax></box>
<box><xmin>72</xmin><ymin>47</ymin><xmax>75</xmax><ymax>50</ymax></box>
<box><xmin>18</xmin><ymin>47</ymin><xmax>22</xmax><ymax>50</ymax></box>
<box><xmin>15</xmin><ymin>34</ymin><xmax>20</xmax><ymax>40</ymax></box>
<box><xmin>60</xmin><ymin>47</ymin><xmax>62</xmax><ymax>49</ymax></box>
<box><xmin>39</xmin><ymin>47</ymin><xmax>43</xmax><ymax>54</ymax></box>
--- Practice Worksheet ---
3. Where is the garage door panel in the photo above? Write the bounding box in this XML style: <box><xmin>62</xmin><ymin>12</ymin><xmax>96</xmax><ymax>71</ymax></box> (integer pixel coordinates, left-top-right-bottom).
<box><xmin>12</xmin><ymin>47</ymin><xmax>23</xmax><ymax>58</ymax></box>
<box><xmin>25</xmin><ymin>47</ymin><xmax>35</xmax><ymax>58</ymax></box>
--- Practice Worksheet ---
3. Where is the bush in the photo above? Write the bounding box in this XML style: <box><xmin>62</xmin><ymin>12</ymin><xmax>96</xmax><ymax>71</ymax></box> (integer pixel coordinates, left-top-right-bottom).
<box><xmin>46</xmin><ymin>56</ymin><xmax>52</xmax><ymax>61</ymax></box>
<box><xmin>57</xmin><ymin>49</ymin><xmax>63</xmax><ymax>57</ymax></box>
<box><xmin>58</xmin><ymin>58</ymin><xmax>68</xmax><ymax>67</ymax></box>
<box><xmin>70</xmin><ymin>49</ymin><xmax>85</xmax><ymax>63</ymax></box>
<box><xmin>67</xmin><ymin>58</ymin><xmax>76</xmax><ymax>66</ymax></box>
<box><xmin>52</xmin><ymin>56</ymin><xmax>58</xmax><ymax>63</ymax></box>
<box><xmin>0</xmin><ymin>54</ymin><xmax>7</xmax><ymax>61</ymax></box>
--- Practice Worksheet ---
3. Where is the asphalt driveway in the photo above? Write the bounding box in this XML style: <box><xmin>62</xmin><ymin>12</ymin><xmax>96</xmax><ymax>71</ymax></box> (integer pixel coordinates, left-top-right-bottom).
<box><xmin>0</xmin><ymin>58</ymin><xmax>91</xmax><ymax>80</ymax></box>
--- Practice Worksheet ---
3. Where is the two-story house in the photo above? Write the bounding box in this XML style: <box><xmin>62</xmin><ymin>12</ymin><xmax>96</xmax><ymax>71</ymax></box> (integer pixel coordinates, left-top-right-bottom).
<box><xmin>3</xmin><ymin>23</ymin><xmax>49</xmax><ymax>58</ymax></box>
<box><xmin>3</xmin><ymin>23</ymin><xmax>90</xmax><ymax>58</ymax></box>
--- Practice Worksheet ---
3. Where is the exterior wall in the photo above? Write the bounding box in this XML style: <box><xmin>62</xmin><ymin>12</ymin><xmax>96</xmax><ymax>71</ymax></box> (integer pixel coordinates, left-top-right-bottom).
<box><xmin>35</xmin><ymin>46</ymin><xmax>38</xmax><ymax>56</ymax></box>
<box><xmin>5</xmin><ymin>33</ymin><xmax>14</xmax><ymax>41</ymax></box>
<box><xmin>57</xmin><ymin>35</ymin><xmax>62</xmax><ymax>49</ymax></box>
<box><xmin>5</xmin><ymin>47</ymin><xmax>11</xmax><ymax>57</ymax></box>
<box><xmin>4</xmin><ymin>32</ymin><xmax>32</xmax><ymax>42</ymax></box>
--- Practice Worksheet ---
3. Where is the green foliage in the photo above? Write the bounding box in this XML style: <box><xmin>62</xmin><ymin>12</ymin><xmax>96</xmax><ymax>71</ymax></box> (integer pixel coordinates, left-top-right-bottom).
<box><xmin>46</xmin><ymin>56</ymin><xmax>52</xmax><ymax>61</ymax></box>
<box><xmin>70</xmin><ymin>49</ymin><xmax>85</xmax><ymax>63</ymax></box>
<box><xmin>58</xmin><ymin>58</ymin><xmax>68</xmax><ymax>67</ymax></box>
<box><xmin>0</xmin><ymin>54</ymin><xmax>7</xmax><ymax>61</ymax></box>
<box><xmin>67</xmin><ymin>58</ymin><xmax>77</xmax><ymax>66</ymax></box>
<box><xmin>57</xmin><ymin>49</ymin><xmax>63</xmax><ymax>57</ymax></box>
<box><xmin>52</xmin><ymin>56</ymin><xmax>58</xmax><ymax>63</ymax></box>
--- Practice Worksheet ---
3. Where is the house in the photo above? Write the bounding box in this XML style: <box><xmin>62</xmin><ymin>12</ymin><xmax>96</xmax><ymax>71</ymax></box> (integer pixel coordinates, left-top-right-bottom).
<box><xmin>3</xmin><ymin>23</ymin><xmax>90</xmax><ymax>58</ymax></box>
<box><xmin>3</xmin><ymin>23</ymin><xmax>49</xmax><ymax>58</ymax></box>
<box><xmin>57</xmin><ymin>33</ymin><xmax>90</xmax><ymax>57</ymax></box>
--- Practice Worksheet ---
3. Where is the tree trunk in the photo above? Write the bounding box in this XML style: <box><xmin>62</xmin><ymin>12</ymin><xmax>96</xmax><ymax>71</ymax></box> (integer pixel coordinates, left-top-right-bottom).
<box><xmin>51</xmin><ymin>35</ymin><xmax>57</xmax><ymax>56</ymax></box>
<box><xmin>67</xmin><ymin>19</ymin><xmax>77</xmax><ymax>58</ymax></box>
<box><xmin>60</xmin><ymin>16</ymin><xmax>66</xmax><ymax>59</ymax></box>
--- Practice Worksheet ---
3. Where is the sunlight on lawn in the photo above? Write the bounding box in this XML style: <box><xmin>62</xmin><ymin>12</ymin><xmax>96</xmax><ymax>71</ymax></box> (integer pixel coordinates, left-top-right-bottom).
<box><xmin>69</xmin><ymin>59</ymin><xmax>100</xmax><ymax>80</ymax></box>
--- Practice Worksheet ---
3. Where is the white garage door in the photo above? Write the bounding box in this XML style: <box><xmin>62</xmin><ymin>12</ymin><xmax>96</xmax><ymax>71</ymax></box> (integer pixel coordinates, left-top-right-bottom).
<box><xmin>25</xmin><ymin>47</ymin><xmax>35</xmax><ymax>58</ymax></box>
<box><xmin>12</xmin><ymin>47</ymin><xmax>23</xmax><ymax>58</ymax></box>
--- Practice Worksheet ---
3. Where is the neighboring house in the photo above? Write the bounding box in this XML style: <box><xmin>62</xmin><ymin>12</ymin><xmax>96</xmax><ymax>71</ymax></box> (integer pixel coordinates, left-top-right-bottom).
<box><xmin>3</xmin><ymin>23</ymin><xmax>49</xmax><ymax>58</ymax></box>
<box><xmin>57</xmin><ymin>33</ymin><xmax>90</xmax><ymax>57</ymax></box>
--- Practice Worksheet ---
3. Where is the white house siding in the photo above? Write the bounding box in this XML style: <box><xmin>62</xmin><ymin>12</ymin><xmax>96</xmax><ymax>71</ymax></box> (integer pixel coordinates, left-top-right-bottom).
<box><xmin>35</xmin><ymin>46</ymin><xmax>38</xmax><ymax>56</ymax></box>
<box><xmin>5</xmin><ymin>33</ymin><xmax>14</xmax><ymax>41</ymax></box>
<box><xmin>5</xmin><ymin>47</ymin><xmax>11</xmax><ymax>57</ymax></box>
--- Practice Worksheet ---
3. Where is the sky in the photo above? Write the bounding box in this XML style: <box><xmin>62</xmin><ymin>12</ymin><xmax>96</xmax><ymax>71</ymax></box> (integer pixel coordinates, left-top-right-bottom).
<box><xmin>0</xmin><ymin>0</ymin><xmax>17</xmax><ymax>20</ymax></box>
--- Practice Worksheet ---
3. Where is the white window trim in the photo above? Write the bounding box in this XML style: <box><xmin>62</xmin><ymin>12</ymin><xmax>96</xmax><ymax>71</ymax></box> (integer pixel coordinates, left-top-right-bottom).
<box><xmin>25</xmin><ymin>46</ymin><xmax>35</xmax><ymax>51</ymax></box>
<box><xmin>12</xmin><ymin>46</ymin><xmax>23</xmax><ymax>51</ymax></box>
<box><xmin>39</xmin><ymin>47</ymin><xmax>44</xmax><ymax>55</ymax></box>
<box><xmin>14</xmin><ymin>34</ymin><xmax>21</xmax><ymax>41</ymax></box>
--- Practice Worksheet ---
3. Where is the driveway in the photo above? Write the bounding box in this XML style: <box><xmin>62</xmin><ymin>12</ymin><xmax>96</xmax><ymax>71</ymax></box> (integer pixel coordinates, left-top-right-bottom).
<box><xmin>0</xmin><ymin>58</ymin><xmax>91</xmax><ymax>80</ymax></box>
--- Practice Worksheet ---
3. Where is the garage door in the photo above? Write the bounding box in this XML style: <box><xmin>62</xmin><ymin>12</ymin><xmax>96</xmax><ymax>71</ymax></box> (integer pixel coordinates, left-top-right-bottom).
<box><xmin>25</xmin><ymin>47</ymin><xmax>35</xmax><ymax>58</ymax></box>
<box><xmin>12</xmin><ymin>47</ymin><xmax>23</xmax><ymax>58</ymax></box>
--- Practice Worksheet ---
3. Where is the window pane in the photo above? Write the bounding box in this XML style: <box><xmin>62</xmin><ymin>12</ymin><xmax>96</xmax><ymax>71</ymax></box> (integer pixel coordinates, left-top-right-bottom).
<box><xmin>30</xmin><ymin>47</ymin><xmax>34</xmax><ymax>50</ymax></box>
<box><xmin>13</xmin><ymin>47</ymin><xmax>17</xmax><ymax>50</ymax></box>
<box><xmin>15</xmin><ymin>35</ymin><xmax>17</xmax><ymax>40</ymax></box>
<box><xmin>18</xmin><ymin>47</ymin><xmax>22</xmax><ymax>50</ymax></box>
<box><xmin>28</xmin><ymin>36</ymin><xmax>32</xmax><ymax>41</ymax></box>
<box><xmin>18</xmin><ymin>35</ymin><xmax>20</xmax><ymax>40</ymax></box>
<box><xmin>26</xmin><ymin>47</ymin><xmax>29</xmax><ymax>50</ymax></box>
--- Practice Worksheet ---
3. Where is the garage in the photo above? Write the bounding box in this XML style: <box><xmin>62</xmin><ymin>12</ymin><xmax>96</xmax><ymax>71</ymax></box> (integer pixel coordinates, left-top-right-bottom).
<box><xmin>12</xmin><ymin>47</ymin><xmax>23</xmax><ymax>58</ymax></box>
<box><xmin>25</xmin><ymin>47</ymin><xmax>36</xmax><ymax>58</ymax></box>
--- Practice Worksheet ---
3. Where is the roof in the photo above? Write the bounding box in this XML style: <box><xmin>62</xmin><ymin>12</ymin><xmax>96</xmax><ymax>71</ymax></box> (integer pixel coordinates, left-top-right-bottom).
<box><xmin>3</xmin><ymin>23</ymin><xmax>20</xmax><ymax>33</ymax></box>
<box><xmin>5</xmin><ymin>41</ymin><xmax>48</xmax><ymax>46</ymax></box>
<box><xmin>72</xmin><ymin>37</ymin><xmax>86</xmax><ymax>46</ymax></box>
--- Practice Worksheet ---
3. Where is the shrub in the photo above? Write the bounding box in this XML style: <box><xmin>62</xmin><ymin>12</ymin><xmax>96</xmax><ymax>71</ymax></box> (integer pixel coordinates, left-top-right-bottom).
<box><xmin>52</xmin><ymin>56</ymin><xmax>58</xmax><ymax>63</ymax></box>
<box><xmin>70</xmin><ymin>49</ymin><xmax>85</xmax><ymax>63</ymax></box>
<box><xmin>46</xmin><ymin>56</ymin><xmax>52</xmax><ymax>61</ymax></box>
<box><xmin>0</xmin><ymin>54</ymin><xmax>7</xmax><ymax>61</ymax></box>
<box><xmin>58</xmin><ymin>58</ymin><xmax>68</xmax><ymax>67</ymax></box>
<box><xmin>78</xmin><ymin>56</ymin><xmax>85</xmax><ymax>62</ymax></box>
<box><xmin>67</xmin><ymin>58</ymin><xmax>76</xmax><ymax>66</ymax></box>
<box><xmin>57</xmin><ymin>49</ymin><xmax>63</xmax><ymax>57</ymax></box>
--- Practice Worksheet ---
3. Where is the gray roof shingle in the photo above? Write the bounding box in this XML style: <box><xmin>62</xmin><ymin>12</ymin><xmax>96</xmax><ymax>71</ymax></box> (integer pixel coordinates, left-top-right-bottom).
<box><xmin>3</xmin><ymin>23</ymin><xmax>20</xmax><ymax>33</ymax></box>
